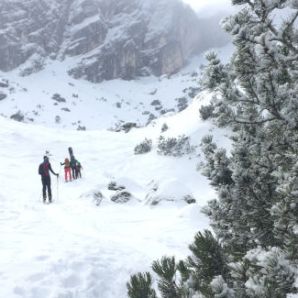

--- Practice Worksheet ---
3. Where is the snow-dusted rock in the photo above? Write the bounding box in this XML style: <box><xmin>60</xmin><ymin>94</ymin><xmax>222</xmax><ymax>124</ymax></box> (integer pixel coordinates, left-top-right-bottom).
<box><xmin>0</xmin><ymin>0</ymin><xmax>202</xmax><ymax>82</ymax></box>
<box><xmin>0</xmin><ymin>91</ymin><xmax>7</xmax><ymax>101</ymax></box>
<box><xmin>0</xmin><ymin>80</ymin><xmax>9</xmax><ymax>88</ymax></box>
<box><xmin>111</xmin><ymin>190</ymin><xmax>132</xmax><ymax>203</ymax></box>
<box><xmin>80</xmin><ymin>189</ymin><xmax>105</xmax><ymax>206</ymax></box>
<box><xmin>146</xmin><ymin>179</ymin><xmax>196</xmax><ymax>205</ymax></box>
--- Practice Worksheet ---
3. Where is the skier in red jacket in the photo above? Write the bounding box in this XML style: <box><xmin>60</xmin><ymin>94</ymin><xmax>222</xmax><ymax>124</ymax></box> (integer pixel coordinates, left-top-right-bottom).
<box><xmin>60</xmin><ymin>157</ymin><xmax>72</xmax><ymax>182</ymax></box>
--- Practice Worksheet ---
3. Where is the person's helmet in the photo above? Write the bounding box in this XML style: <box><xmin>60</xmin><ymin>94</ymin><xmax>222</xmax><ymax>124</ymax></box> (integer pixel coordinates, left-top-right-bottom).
<box><xmin>44</xmin><ymin>156</ymin><xmax>49</xmax><ymax>161</ymax></box>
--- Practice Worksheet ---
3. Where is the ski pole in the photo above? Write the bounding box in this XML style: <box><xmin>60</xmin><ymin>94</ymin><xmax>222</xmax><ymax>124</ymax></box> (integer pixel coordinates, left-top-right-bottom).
<box><xmin>56</xmin><ymin>175</ymin><xmax>59</xmax><ymax>202</ymax></box>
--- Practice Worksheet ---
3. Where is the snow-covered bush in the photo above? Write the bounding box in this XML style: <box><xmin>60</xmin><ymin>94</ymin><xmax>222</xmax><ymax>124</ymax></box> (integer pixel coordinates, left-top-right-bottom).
<box><xmin>184</xmin><ymin>195</ymin><xmax>196</xmax><ymax>205</ymax></box>
<box><xmin>161</xmin><ymin>123</ymin><xmax>168</xmax><ymax>133</ymax></box>
<box><xmin>134</xmin><ymin>138</ymin><xmax>152</xmax><ymax>155</ymax></box>
<box><xmin>175</xmin><ymin>97</ymin><xmax>188</xmax><ymax>112</ymax></box>
<box><xmin>55</xmin><ymin>115</ymin><xmax>61</xmax><ymax>124</ymax></box>
<box><xmin>77</xmin><ymin>125</ymin><xmax>86</xmax><ymax>131</ymax></box>
<box><xmin>185</xmin><ymin>86</ymin><xmax>200</xmax><ymax>98</ymax></box>
<box><xmin>52</xmin><ymin>93</ymin><xmax>66</xmax><ymax>103</ymax></box>
<box><xmin>115</xmin><ymin>122</ymin><xmax>138</xmax><ymax>133</ymax></box>
<box><xmin>157</xmin><ymin>135</ymin><xmax>195</xmax><ymax>157</ymax></box>
<box><xmin>199</xmin><ymin>104</ymin><xmax>215</xmax><ymax>120</ymax></box>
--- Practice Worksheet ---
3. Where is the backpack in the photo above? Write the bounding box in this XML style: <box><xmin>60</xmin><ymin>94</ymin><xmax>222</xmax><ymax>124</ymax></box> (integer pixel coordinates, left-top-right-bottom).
<box><xmin>38</xmin><ymin>164</ymin><xmax>43</xmax><ymax>175</ymax></box>
<box><xmin>38</xmin><ymin>162</ymin><xmax>49</xmax><ymax>176</ymax></box>
<box><xmin>70</xmin><ymin>156</ymin><xmax>76</xmax><ymax>167</ymax></box>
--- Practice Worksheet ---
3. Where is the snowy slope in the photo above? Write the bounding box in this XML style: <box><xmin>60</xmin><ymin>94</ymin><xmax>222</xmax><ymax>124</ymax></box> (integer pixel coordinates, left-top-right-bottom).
<box><xmin>0</xmin><ymin>58</ymin><xmax>198</xmax><ymax>130</ymax></box>
<box><xmin>0</xmin><ymin>40</ymin><xmax>233</xmax><ymax>297</ymax></box>
<box><xmin>0</xmin><ymin>87</ymin><xmax>229</xmax><ymax>297</ymax></box>
<box><xmin>0</xmin><ymin>44</ymin><xmax>232</xmax><ymax>131</ymax></box>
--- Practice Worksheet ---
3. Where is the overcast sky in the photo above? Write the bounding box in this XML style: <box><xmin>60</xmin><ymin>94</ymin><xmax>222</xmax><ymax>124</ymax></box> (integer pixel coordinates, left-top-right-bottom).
<box><xmin>182</xmin><ymin>0</ymin><xmax>233</xmax><ymax>16</ymax></box>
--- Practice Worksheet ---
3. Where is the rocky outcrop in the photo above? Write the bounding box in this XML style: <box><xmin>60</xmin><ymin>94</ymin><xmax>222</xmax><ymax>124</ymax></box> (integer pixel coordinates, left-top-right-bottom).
<box><xmin>0</xmin><ymin>0</ymin><xmax>202</xmax><ymax>82</ymax></box>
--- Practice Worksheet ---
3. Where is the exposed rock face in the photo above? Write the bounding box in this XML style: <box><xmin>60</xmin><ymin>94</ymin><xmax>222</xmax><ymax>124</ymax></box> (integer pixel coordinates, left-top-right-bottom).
<box><xmin>0</xmin><ymin>91</ymin><xmax>7</xmax><ymax>101</ymax></box>
<box><xmin>0</xmin><ymin>0</ymin><xmax>202</xmax><ymax>82</ymax></box>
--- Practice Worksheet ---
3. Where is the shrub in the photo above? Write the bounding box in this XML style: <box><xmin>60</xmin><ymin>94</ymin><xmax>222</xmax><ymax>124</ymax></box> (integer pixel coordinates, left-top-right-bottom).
<box><xmin>157</xmin><ymin>135</ymin><xmax>195</xmax><ymax>157</ymax></box>
<box><xmin>161</xmin><ymin>123</ymin><xmax>168</xmax><ymax>133</ymax></box>
<box><xmin>199</xmin><ymin>104</ymin><xmax>215</xmax><ymax>120</ymax></box>
<box><xmin>134</xmin><ymin>139</ymin><xmax>153</xmax><ymax>155</ymax></box>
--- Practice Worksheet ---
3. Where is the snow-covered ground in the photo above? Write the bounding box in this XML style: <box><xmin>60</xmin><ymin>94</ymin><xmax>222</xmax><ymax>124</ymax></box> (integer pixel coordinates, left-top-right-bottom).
<box><xmin>0</xmin><ymin>44</ymin><xmax>233</xmax><ymax>131</ymax></box>
<box><xmin>0</xmin><ymin>45</ymin><xmax>234</xmax><ymax>297</ymax></box>
<box><xmin>0</xmin><ymin>88</ymin><xmax>230</xmax><ymax>297</ymax></box>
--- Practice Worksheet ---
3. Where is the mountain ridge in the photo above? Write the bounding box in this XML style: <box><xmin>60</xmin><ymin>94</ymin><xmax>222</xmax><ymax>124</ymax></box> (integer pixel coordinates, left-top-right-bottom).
<box><xmin>0</xmin><ymin>0</ymin><xmax>202</xmax><ymax>82</ymax></box>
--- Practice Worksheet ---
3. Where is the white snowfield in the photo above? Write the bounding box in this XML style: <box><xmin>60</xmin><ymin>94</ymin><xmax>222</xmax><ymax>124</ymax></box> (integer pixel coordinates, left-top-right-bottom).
<box><xmin>0</xmin><ymin>46</ymin><xmax>233</xmax><ymax>298</ymax></box>
<box><xmin>0</xmin><ymin>89</ymin><xmax>229</xmax><ymax>297</ymax></box>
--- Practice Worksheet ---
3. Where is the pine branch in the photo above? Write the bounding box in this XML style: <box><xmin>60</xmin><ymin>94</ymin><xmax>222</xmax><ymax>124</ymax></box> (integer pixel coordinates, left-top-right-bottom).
<box><xmin>127</xmin><ymin>272</ymin><xmax>157</xmax><ymax>298</ymax></box>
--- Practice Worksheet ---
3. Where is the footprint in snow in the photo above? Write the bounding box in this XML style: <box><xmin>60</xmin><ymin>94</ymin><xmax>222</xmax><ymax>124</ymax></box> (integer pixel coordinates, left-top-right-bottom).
<box><xmin>35</xmin><ymin>255</ymin><xmax>50</xmax><ymax>261</ymax></box>
<box><xmin>14</xmin><ymin>286</ymin><xmax>25</xmax><ymax>296</ymax></box>
<box><xmin>27</xmin><ymin>272</ymin><xmax>47</xmax><ymax>282</ymax></box>
<box><xmin>62</xmin><ymin>274</ymin><xmax>82</xmax><ymax>288</ymax></box>
<box><xmin>30</xmin><ymin>286</ymin><xmax>50</xmax><ymax>298</ymax></box>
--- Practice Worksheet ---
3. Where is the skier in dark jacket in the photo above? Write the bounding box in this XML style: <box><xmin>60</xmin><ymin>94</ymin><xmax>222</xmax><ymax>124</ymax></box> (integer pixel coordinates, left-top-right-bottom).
<box><xmin>38</xmin><ymin>156</ymin><xmax>59</xmax><ymax>203</ymax></box>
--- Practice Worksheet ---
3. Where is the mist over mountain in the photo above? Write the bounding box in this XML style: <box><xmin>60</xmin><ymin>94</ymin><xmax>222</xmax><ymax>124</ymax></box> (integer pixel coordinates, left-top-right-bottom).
<box><xmin>0</xmin><ymin>0</ymin><xmax>229</xmax><ymax>82</ymax></box>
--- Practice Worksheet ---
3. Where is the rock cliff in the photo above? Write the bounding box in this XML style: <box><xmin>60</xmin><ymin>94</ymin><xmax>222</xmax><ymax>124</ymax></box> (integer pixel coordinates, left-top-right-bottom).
<box><xmin>0</xmin><ymin>0</ymin><xmax>202</xmax><ymax>82</ymax></box>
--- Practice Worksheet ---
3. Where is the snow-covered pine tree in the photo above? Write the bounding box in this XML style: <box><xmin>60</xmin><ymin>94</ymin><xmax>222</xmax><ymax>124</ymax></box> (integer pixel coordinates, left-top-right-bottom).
<box><xmin>127</xmin><ymin>1</ymin><xmax>298</xmax><ymax>296</ymax></box>
<box><xmin>200</xmin><ymin>0</ymin><xmax>298</xmax><ymax>295</ymax></box>
<box><xmin>127</xmin><ymin>231</ymin><xmax>229</xmax><ymax>298</ymax></box>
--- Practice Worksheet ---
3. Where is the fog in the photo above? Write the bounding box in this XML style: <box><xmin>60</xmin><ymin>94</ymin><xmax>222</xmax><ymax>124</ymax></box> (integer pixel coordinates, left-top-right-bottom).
<box><xmin>182</xmin><ymin>0</ymin><xmax>234</xmax><ymax>17</ymax></box>
<box><xmin>181</xmin><ymin>0</ymin><xmax>235</xmax><ymax>50</ymax></box>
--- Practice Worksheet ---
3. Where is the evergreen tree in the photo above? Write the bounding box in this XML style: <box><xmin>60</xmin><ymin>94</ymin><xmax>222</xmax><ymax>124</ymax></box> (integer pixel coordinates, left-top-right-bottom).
<box><xmin>128</xmin><ymin>0</ymin><xmax>298</xmax><ymax>296</ymax></box>
<box><xmin>199</xmin><ymin>0</ymin><xmax>298</xmax><ymax>295</ymax></box>
<box><xmin>127</xmin><ymin>231</ymin><xmax>228</xmax><ymax>298</ymax></box>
